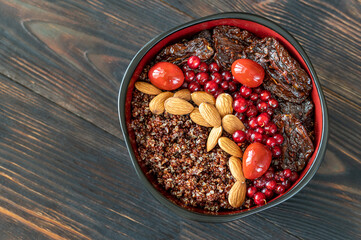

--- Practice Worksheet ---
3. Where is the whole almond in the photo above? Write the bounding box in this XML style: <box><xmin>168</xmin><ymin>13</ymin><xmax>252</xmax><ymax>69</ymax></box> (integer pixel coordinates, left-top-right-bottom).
<box><xmin>191</xmin><ymin>91</ymin><xmax>216</xmax><ymax>106</ymax></box>
<box><xmin>190</xmin><ymin>108</ymin><xmax>212</xmax><ymax>127</ymax></box>
<box><xmin>164</xmin><ymin>97</ymin><xmax>194</xmax><ymax>115</ymax></box>
<box><xmin>229</xmin><ymin>156</ymin><xmax>245</xmax><ymax>182</ymax></box>
<box><xmin>199</xmin><ymin>102</ymin><xmax>221</xmax><ymax>127</ymax></box>
<box><xmin>149</xmin><ymin>92</ymin><xmax>174</xmax><ymax>114</ymax></box>
<box><xmin>222</xmin><ymin>114</ymin><xmax>246</xmax><ymax>135</ymax></box>
<box><xmin>135</xmin><ymin>81</ymin><xmax>162</xmax><ymax>95</ymax></box>
<box><xmin>207</xmin><ymin>126</ymin><xmax>223</xmax><ymax>152</ymax></box>
<box><xmin>174</xmin><ymin>89</ymin><xmax>191</xmax><ymax>101</ymax></box>
<box><xmin>216</xmin><ymin>93</ymin><xmax>233</xmax><ymax>117</ymax></box>
<box><xmin>218</xmin><ymin>137</ymin><xmax>243</xmax><ymax>158</ymax></box>
<box><xmin>228</xmin><ymin>181</ymin><xmax>246</xmax><ymax>208</ymax></box>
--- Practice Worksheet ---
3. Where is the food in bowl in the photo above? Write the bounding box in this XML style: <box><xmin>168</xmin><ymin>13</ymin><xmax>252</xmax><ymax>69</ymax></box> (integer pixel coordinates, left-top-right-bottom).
<box><xmin>129</xmin><ymin>25</ymin><xmax>315</xmax><ymax>212</ymax></box>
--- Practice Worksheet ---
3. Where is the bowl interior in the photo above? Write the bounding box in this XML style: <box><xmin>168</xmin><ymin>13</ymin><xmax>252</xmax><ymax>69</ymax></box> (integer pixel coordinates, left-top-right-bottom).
<box><xmin>122</xmin><ymin>17</ymin><xmax>323</xmax><ymax>216</ymax></box>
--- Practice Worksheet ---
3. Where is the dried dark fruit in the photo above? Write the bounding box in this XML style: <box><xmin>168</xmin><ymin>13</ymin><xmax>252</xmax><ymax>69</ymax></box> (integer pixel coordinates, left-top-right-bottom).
<box><xmin>245</xmin><ymin>37</ymin><xmax>312</xmax><ymax>103</ymax></box>
<box><xmin>212</xmin><ymin>26</ymin><xmax>256</xmax><ymax>70</ymax></box>
<box><xmin>273</xmin><ymin>114</ymin><xmax>314</xmax><ymax>171</ymax></box>
<box><xmin>155</xmin><ymin>37</ymin><xmax>214</xmax><ymax>65</ymax></box>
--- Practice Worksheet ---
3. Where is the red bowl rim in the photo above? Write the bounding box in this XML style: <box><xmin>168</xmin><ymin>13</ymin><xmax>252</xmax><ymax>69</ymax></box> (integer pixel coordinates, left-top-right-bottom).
<box><xmin>118</xmin><ymin>12</ymin><xmax>329</xmax><ymax>222</ymax></box>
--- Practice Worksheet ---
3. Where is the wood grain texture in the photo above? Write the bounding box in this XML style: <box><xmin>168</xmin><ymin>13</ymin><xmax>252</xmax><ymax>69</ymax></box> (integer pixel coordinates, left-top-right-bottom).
<box><xmin>0</xmin><ymin>0</ymin><xmax>360</xmax><ymax>239</ymax></box>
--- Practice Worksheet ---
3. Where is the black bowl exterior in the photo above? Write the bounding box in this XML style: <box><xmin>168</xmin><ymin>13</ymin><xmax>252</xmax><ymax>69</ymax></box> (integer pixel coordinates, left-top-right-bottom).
<box><xmin>118</xmin><ymin>12</ymin><xmax>329</xmax><ymax>222</ymax></box>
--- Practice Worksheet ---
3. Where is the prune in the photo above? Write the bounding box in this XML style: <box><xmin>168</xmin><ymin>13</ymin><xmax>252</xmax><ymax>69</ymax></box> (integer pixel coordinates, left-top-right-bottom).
<box><xmin>212</xmin><ymin>26</ymin><xmax>256</xmax><ymax>71</ymax></box>
<box><xmin>245</xmin><ymin>37</ymin><xmax>312</xmax><ymax>103</ymax></box>
<box><xmin>193</xmin><ymin>30</ymin><xmax>213</xmax><ymax>45</ymax></box>
<box><xmin>273</xmin><ymin>114</ymin><xmax>314</xmax><ymax>171</ymax></box>
<box><xmin>155</xmin><ymin>37</ymin><xmax>214</xmax><ymax>65</ymax></box>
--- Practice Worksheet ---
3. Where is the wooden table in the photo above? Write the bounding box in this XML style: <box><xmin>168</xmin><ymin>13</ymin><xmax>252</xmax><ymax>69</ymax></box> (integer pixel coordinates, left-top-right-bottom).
<box><xmin>1</xmin><ymin>0</ymin><xmax>360</xmax><ymax>239</ymax></box>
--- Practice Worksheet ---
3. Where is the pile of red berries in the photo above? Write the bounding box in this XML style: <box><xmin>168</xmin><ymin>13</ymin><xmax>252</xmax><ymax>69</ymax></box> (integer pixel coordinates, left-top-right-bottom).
<box><xmin>182</xmin><ymin>56</ymin><xmax>237</xmax><ymax>98</ymax></box>
<box><xmin>246</xmin><ymin>167</ymin><xmax>299</xmax><ymax>206</ymax></box>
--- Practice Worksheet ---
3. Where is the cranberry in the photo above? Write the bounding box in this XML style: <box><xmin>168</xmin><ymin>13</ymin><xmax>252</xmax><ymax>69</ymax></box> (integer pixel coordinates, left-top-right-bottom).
<box><xmin>195</xmin><ymin>72</ymin><xmax>209</xmax><ymax>85</ymax></box>
<box><xmin>234</xmin><ymin>112</ymin><xmax>245</xmax><ymax>122</ymax></box>
<box><xmin>232</xmin><ymin>91</ymin><xmax>242</xmax><ymax>100</ymax></box>
<box><xmin>264</xmin><ymin>123</ymin><xmax>277</xmax><ymax>136</ymax></box>
<box><xmin>233</xmin><ymin>97</ymin><xmax>248</xmax><ymax>113</ymax></box>
<box><xmin>246</xmin><ymin>104</ymin><xmax>258</xmax><ymax>117</ymax></box>
<box><xmin>185</xmin><ymin>70</ymin><xmax>195</xmax><ymax>82</ymax></box>
<box><xmin>211</xmin><ymin>72</ymin><xmax>222</xmax><ymax>84</ymax></box>
<box><xmin>282</xmin><ymin>179</ymin><xmax>291</xmax><ymax>189</ymax></box>
<box><xmin>266</xmin><ymin>137</ymin><xmax>277</xmax><ymax>148</ymax></box>
<box><xmin>182</xmin><ymin>64</ymin><xmax>190</xmax><ymax>72</ymax></box>
<box><xmin>268</xmin><ymin>98</ymin><xmax>279</xmax><ymax>109</ymax></box>
<box><xmin>266</xmin><ymin>180</ymin><xmax>277</xmax><ymax>191</ymax></box>
<box><xmin>272</xmin><ymin>146</ymin><xmax>282</xmax><ymax>158</ymax></box>
<box><xmin>240</xmin><ymin>86</ymin><xmax>252</xmax><ymax>98</ymax></box>
<box><xmin>232</xmin><ymin>130</ymin><xmax>247</xmax><ymax>143</ymax></box>
<box><xmin>275</xmin><ymin>171</ymin><xmax>284</xmax><ymax>182</ymax></box>
<box><xmin>209</xmin><ymin>62</ymin><xmax>220</xmax><ymax>73</ymax></box>
<box><xmin>274</xmin><ymin>184</ymin><xmax>286</xmax><ymax>195</ymax></box>
<box><xmin>283</xmin><ymin>169</ymin><xmax>292</xmax><ymax>178</ymax></box>
<box><xmin>249</xmin><ymin>93</ymin><xmax>259</xmax><ymax>101</ymax></box>
<box><xmin>221</xmin><ymin>71</ymin><xmax>232</xmax><ymax>81</ymax></box>
<box><xmin>220</xmin><ymin>81</ymin><xmax>229</xmax><ymax>90</ymax></box>
<box><xmin>254</xmin><ymin>177</ymin><xmax>266</xmax><ymax>189</ymax></box>
<box><xmin>188</xmin><ymin>81</ymin><xmax>200</xmax><ymax>92</ymax></box>
<box><xmin>246</xmin><ymin>129</ymin><xmax>255</xmax><ymax>141</ymax></box>
<box><xmin>263</xmin><ymin>188</ymin><xmax>274</xmax><ymax>199</ymax></box>
<box><xmin>257</xmin><ymin>112</ymin><xmax>270</xmax><ymax>127</ymax></box>
<box><xmin>228</xmin><ymin>81</ymin><xmax>237</xmax><ymax>92</ymax></box>
<box><xmin>214</xmin><ymin>89</ymin><xmax>224</xmax><ymax>99</ymax></box>
<box><xmin>257</xmin><ymin>101</ymin><xmax>268</xmax><ymax>112</ymax></box>
<box><xmin>204</xmin><ymin>81</ymin><xmax>219</xmax><ymax>95</ymax></box>
<box><xmin>248</xmin><ymin>117</ymin><xmax>258</xmax><ymax>129</ymax></box>
<box><xmin>289</xmin><ymin>171</ymin><xmax>299</xmax><ymax>182</ymax></box>
<box><xmin>187</xmin><ymin>56</ymin><xmax>200</xmax><ymax>69</ymax></box>
<box><xmin>247</xmin><ymin>186</ymin><xmax>257</xmax><ymax>198</ymax></box>
<box><xmin>254</xmin><ymin>127</ymin><xmax>264</xmax><ymax>134</ymax></box>
<box><xmin>198</xmin><ymin>62</ymin><xmax>208</xmax><ymax>72</ymax></box>
<box><xmin>181</xmin><ymin>82</ymin><xmax>188</xmax><ymax>89</ymax></box>
<box><xmin>260</xmin><ymin>90</ymin><xmax>271</xmax><ymax>101</ymax></box>
<box><xmin>253</xmin><ymin>132</ymin><xmax>263</xmax><ymax>142</ymax></box>
<box><xmin>266</xmin><ymin>109</ymin><xmax>274</xmax><ymax>117</ymax></box>
<box><xmin>264</xmin><ymin>169</ymin><xmax>275</xmax><ymax>179</ymax></box>
<box><xmin>254</xmin><ymin>192</ymin><xmax>266</xmax><ymax>205</ymax></box>
<box><xmin>253</xmin><ymin>87</ymin><xmax>262</xmax><ymax>94</ymax></box>
<box><xmin>273</xmin><ymin>134</ymin><xmax>284</xmax><ymax>145</ymax></box>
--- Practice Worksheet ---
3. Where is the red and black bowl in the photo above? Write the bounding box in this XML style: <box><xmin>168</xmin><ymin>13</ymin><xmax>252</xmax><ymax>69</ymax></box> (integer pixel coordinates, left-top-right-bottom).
<box><xmin>117</xmin><ymin>12</ymin><xmax>328</xmax><ymax>222</ymax></box>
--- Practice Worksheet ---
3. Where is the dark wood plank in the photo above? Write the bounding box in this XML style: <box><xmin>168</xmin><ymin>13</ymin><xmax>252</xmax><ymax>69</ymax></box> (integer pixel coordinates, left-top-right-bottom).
<box><xmin>0</xmin><ymin>0</ymin><xmax>192</xmax><ymax>139</ymax></box>
<box><xmin>0</xmin><ymin>75</ymin><xmax>302</xmax><ymax>239</ymax></box>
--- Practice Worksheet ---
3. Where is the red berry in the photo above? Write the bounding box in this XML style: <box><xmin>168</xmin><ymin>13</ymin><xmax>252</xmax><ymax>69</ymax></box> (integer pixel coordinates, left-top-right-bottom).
<box><xmin>257</xmin><ymin>101</ymin><xmax>268</xmax><ymax>112</ymax></box>
<box><xmin>246</xmin><ymin>104</ymin><xmax>258</xmax><ymax>117</ymax></box>
<box><xmin>220</xmin><ymin>81</ymin><xmax>229</xmax><ymax>90</ymax></box>
<box><xmin>274</xmin><ymin>184</ymin><xmax>286</xmax><ymax>194</ymax></box>
<box><xmin>266</xmin><ymin>180</ymin><xmax>277</xmax><ymax>190</ymax></box>
<box><xmin>185</xmin><ymin>70</ymin><xmax>195</xmax><ymax>82</ymax></box>
<box><xmin>221</xmin><ymin>71</ymin><xmax>232</xmax><ymax>81</ymax></box>
<box><xmin>254</xmin><ymin>177</ymin><xmax>266</xmax><ymax>189</ymax></box>
<box><xmin>289</xmin><ymin>171</ymin><xmax>299</xmax><ymax>182</ymax></box>
<box><xmin>198</xmin><ymin>62</ymin><xmax>208</xmax><ymax>72</ymax></box>
<box><xmin>210</xmin><ymin>72</ymin><xmax>222</xmax><ymax>84</ymax></box>
<box><xmin>214</xmin><ymin>89</ymin><xmax>224</xmax><ymax>99</ymax></box>
<box><xmin>240</xmin><ymin>86</ymin><xmax>252</xmax><ymax>98</ymax></box>
<box><xmin>188</xmin><ymin>81</ymin><xmax>200</xmax><ymax>92</ymax></box>
<box><xmin>232</xmin><ymin>92</ymin><xmax>242</xmax><ymax>100</ymax></box>
<box><xmin>260</xmin><ymin>90</ymin><xmax>271</xmax><ymax>101</ymax></box>
<box><xmin>283</xmin><ymin>169</ymin><xmax>292</xmax><ymax>178</ymax></box>
<box><xmin>272</xmin><ymin>146</ymin><xmax>282</xmax><ymax>158</ymax></box>
<box><xmin>275</xmin><ymin>171</ymin><xmax>284</xmax><ymax>182</ymax></box>
<box><xmin>250</xmin><ymin>93</ymin><xmax>259</xmax><ymax>101</ymax></box>
<box><xmin>264</xmin><ymin>123</ymin><xmax>277</xmax><ymax>136</ymax></box>
<box><xmin>281</xmin><ymin>179</ymin><xmax>291</xmax><ymax>189</ymax></box>
<box><xmin>234</xmin><ymin>112</ymin><xmax>245</xmax><ymax>122</ymax></box>
<box><xmin>266</xmin><ymin>109</ymin><xmax>274</xmax><ymax>117</ymax></box>
<box><xmin>268</xmin><ymin>98</ymin><xmax>279</xmax><ymax>109</ymax></box>
<box><xmin>187</xmin><ymin>56</ymin><xmax>200</xmax><ymax>69</ymax></box>
<box><xmin>266</xmin><ymin>137</ymin><xmax>277</xmax><ymax>148</ymax></box>
<box><xmin>248</xmin><ymin>117</ymin><xmax>258</xmax><ymax>129</ymax></box>
<box><xmin>233</xmin><ymin>97</ymin><xmax>248</xmax><ymax>113</ymax></box>
<box><xmin>253</xmin><ymin>132</ymin><xmax>263</xmax><ymax>142</ymax></box>
<box><xmin>247</xmin><ymin>186</ymin><xmax>257</xmax><ymax>198</ymax></box>
<box><xmin>254</xmin><ymin>127</ymin><xmax>264</xmax><ymax>134</ymax></box>
<box><xmin>253</xmin><ymin>87</ymin><xmax>262</xmax><ymax>93</ymax></box>
<box><xmin>204</xmin><ymin>81</ymin><xmax>218</xmax><ymax>95</ymax></box>
<box><xmin>182</xmin><ymin>64</ymin><xmax>190</xmax><ymax>72</ymax></box>
<box><xmin>232</xmin><ymin>130</ymin><xmax>247</xmax><ymax>143</ymax></box>
<box><xmin>257</xmin><ymin>113</ymin><xmax>270</xmax><ymax>127</ymax></box>
<box><xmin>254</xmin><ymin>192</ymin><xmax>266</xmax><ymax>205</ymax></box>
<box><xmin>181</xmin><ymin>81</ymin><xmax>188</xmax><ymax>89</ymax></box>
<box><xmin>263</xmin><ymin>188</ymin><xmax>274</xmax><ymax>199</ymax></box>
<box><xmin>209</xmin><ymin>62</ymin><xmax>220</xmax><ymax>73</ymax></box>
<box><xmin>195</xmin><ymin>72</ymin><xmax>209</xmax><ymax>85</ymax></box>
<box><xmin>228</xmin><ymin>81</ymin><xmax>237</xmax><ymax>92</ymax></box>
<box><xmin>264</xmin><ymin>169</ymin><xmax>275</xmax><ymax>179</ymax></box>
<box><xmin>273</xmin><ymin>134</ymin><xmax>284</xmax><ymax>145</ymax></box>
